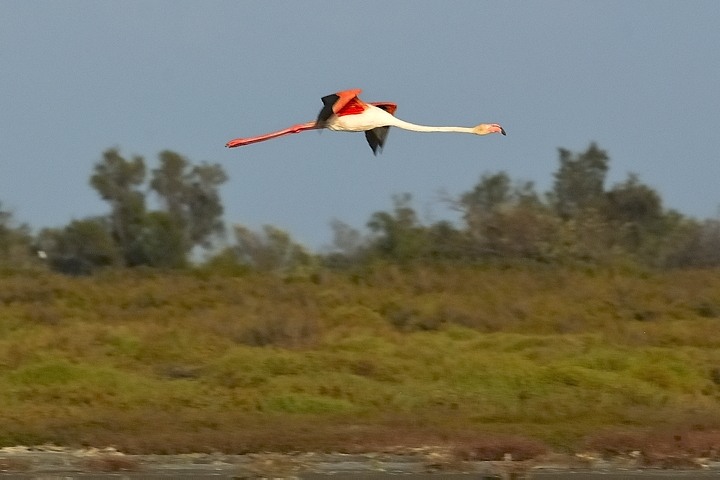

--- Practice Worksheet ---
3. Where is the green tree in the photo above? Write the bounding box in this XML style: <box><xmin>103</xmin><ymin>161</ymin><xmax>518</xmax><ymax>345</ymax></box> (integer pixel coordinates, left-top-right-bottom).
<box><xmin>458</xmin><ymin>173</ymin><xmax>555</xmax><ymax>260</ymax></box>
<box><xmin>367</xmin><ymin>193</ymin><xmax>429</xmax><ymax>261</ymax></box>
<box><xmin>664</xmin><ymin>217</ymin><xmax>720</xmax><ymax>268</ymax></box>
<box><xmin>459</xmin><ymin>172</ymin><xmax>513</xmax><ymax>247</ymax></box>
<box><xmin>541</xmin><ymin>143</ymin><xmax>617</xmax><ymax>263</ymax></box>
<box><xmin>232</xmin><ymin>224</ymin><xmax>312</xmax><ymax>272</ymax></box>
<box><xmin>461</xmin><ymin>172</ymin><xmax>513</xmax><ymax>216</ymax></box>
<box><xmin>603</xmin><ymin>173</ymin><xmax>664</xmax><ymax>256</ymax></box>
<box><xmin>424</xmin><ymin>220</ymin><xmax>472</xmax><ymax>260</ymax></box>
<box><xmin>150</xmin><ymin>150</ymin><xmax>227</xmax><ymax>252</ymax></box>
<box><xmin>37</xmin><ymin>218</ymin><xmax>120</xmax><ymax>274</ymax></box>
<box><xmin>133</xmin><ymin>211</ymin><xmax>187</xmax><ymax>268</ymax></box>
<box><xmin>323</xmin><ymin>219</ymin><xmax>368</xmax><ymax>267</ymax></box>
<box><xmin>0</xmin><ymin>202</ymin><xmax>34</xmax><ymax>268</ymax></box>
<box><xmin>90</xmin><ymin>148</ymin><xmax>228</xmax><ymax>268</ymax></box>
<box><xmin>90</xmin><ymin>148</ymin><xmax>147</xmax><ymax>265</ymax></box>
<box><xmin>551</xmin><ymin>142</ymin><xmax>609</xmax><ymax>220</ymax></box>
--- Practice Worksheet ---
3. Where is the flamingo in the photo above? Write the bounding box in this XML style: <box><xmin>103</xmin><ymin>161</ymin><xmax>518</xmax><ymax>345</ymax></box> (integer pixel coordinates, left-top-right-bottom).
<box><xmin>225</xmin><ymin>89</ymin><xmax>506</xmax><ymax>154</ymax></box>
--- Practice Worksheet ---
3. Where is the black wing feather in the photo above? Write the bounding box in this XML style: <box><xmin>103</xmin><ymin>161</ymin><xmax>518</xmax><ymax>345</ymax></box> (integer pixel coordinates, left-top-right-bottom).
<box><xmin>363</xmin><ymin>103</ymin><xmax>397</xmax><ymax>154</ymax></box>
<box><xmin>365</xmin><ymin>127</ymin><xmax>391</xmax><ymax>155</ymax></box>
<box><xmin>316</xmin><ymin>94</ymin><xmax>340</xmax><ymax>127</ymax></box>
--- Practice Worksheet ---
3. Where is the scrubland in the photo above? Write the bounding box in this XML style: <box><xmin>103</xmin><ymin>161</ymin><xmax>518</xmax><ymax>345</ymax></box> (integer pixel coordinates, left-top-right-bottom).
<box><xmin>1</xmin><ymin>264</ymin><xmax>720</xmax><ymax>458</ymax></box>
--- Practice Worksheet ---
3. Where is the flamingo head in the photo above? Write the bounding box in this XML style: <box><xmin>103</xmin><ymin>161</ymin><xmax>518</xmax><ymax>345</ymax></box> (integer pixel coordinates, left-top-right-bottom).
<box><xmin>473</xmin><ymin>123</ymin><xmax>506</xmax><ymax>136</ymax></box>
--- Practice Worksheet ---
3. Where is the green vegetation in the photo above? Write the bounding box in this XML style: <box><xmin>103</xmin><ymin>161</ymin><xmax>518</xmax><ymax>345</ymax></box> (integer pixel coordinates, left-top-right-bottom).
<box><xmin>1</xmin><ymin>265</ymin><xmax>720</xmax><ymax>455</ymax></box>
<box><xmin>2</xmin><ymin>142</ymin><xmax>720</xmax><ymax>456</ymax></box>
<box><xmin>1</xmin><ymin>142</ymin><xmax>718</xmax><ymax>273</ymax></box>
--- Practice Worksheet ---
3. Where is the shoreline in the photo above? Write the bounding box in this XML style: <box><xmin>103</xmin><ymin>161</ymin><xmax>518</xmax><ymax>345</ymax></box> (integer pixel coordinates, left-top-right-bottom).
<box><xmin>2</xmin><ymin>445</ymin><xmax>720</xmax><ymax>479</ymax></box>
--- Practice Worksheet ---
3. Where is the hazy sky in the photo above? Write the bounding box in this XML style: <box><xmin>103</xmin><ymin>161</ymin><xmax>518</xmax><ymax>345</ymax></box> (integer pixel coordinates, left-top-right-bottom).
<box><xmin>2</xmin><ymin>1</ymin><xmax>719</xmax><ymax>250</ymax></box>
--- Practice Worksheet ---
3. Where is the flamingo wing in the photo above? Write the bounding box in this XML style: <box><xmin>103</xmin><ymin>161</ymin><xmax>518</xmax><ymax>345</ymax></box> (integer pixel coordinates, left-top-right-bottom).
<box><xmin>370</xmin><ymin>102</ymin><xmax>398</xmax><ymax>116</ymax></box>
<box><xmin>364</xmin><ymin>102</ymin><xmax>398</xmax><ymax>154</ymax></box>
<box><xmin>364</xmin><ymin>127</ymin><xmax>390</xmax><ymax>155</ymax></box>
<box><xmin>316</xmin><ymin>89</ymin><xmax>365</xmax><ymax>126</ymax></box>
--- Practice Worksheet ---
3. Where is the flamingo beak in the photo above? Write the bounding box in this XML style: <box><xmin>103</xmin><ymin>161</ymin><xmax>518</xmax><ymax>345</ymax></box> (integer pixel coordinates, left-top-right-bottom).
<box><xmin>500</xmin><ymin>127</ymin><xmax>506</xmax><ymax>136</ymax></box>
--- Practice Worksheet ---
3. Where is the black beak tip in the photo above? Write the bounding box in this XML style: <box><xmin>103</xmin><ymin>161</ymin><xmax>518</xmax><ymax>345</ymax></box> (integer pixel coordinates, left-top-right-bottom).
<box><xmin>501</xmin><ymin>128</ymin><xmax>506</xmax><ymax>136</ymax></box>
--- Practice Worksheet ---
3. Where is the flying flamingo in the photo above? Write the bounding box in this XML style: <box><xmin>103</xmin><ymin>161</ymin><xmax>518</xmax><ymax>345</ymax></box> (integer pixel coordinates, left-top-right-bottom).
<box><xmin>225</xmin><ymin>89</ymin><xmax>506</xmax><ymax>154</ymax></box>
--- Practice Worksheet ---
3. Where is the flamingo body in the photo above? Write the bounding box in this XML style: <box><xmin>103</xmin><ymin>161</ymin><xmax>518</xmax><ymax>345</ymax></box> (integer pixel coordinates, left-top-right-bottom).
<box><xmin>226</xmin><ymin>89</ymin><xmax>505</xmax><ymax>154</ymax></box>
<box><xmin>325</xmin><ymin>103</ymin><xmax>397</xmax><ymax>131</ymax></box>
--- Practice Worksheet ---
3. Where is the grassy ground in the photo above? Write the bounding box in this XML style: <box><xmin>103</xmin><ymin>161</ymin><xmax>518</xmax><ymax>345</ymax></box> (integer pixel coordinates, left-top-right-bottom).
<box><xmin>1</xmin><ymin>263</ymin><xmax>720</xmax><ymax>457</ymax></box>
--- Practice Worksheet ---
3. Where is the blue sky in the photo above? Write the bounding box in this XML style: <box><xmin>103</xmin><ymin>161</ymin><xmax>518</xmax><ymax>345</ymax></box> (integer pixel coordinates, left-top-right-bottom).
<box><xmin>2</xmin><ymin>1</ymin><xmax>719</xmax><ymax>250</ymax></box>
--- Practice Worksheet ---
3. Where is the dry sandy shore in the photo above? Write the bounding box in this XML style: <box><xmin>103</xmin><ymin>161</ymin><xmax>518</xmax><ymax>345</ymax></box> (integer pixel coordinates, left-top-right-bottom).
<box><xmin>2</xmin><ymin>445</ymin><xmax>720</xmax><ymax>479</ymax></box>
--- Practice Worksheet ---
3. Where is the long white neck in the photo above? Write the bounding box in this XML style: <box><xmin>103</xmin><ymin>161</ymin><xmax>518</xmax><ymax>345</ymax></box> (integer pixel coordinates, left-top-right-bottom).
<box><xmin>387</xmin><ymin>116</ymin><xmax>475</xmax><ymax>134</ymax></box>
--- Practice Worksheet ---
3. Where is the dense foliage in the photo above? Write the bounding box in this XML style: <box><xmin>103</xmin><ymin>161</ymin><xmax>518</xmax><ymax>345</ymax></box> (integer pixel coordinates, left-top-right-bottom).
<box><xmin>0</xmin><ymin>265</ymin><xmax>719</xmax><ymax>454</ymax></box>
<box><xmin>2</xmin><ymin>142</ymin><xmax>719</xmax><ymax>274</ymax></box>
<box><xmin>3</xmin><ymin>144</ymin><xmax>720</xmax><ymax>456</ymax></box>
<box><xmin>323</xmin><ymin>143</ymin><xmax>720</xmax><ymax>270</ymax></box>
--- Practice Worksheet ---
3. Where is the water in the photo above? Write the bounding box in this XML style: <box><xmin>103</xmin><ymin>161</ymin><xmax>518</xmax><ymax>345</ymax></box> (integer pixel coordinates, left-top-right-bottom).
<box><xmin>1</xmin><ymin>447</ymin><xmax>719</xmax><ymax>479</ymax></box>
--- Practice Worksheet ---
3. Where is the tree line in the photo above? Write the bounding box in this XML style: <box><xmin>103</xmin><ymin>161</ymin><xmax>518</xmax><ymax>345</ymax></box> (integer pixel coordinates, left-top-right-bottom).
<box><xmin>1</xmin><ymin>143</ymin><xmax>719</xmax><ymax>274</ymax></box>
